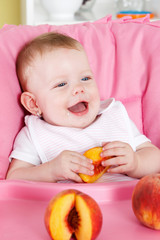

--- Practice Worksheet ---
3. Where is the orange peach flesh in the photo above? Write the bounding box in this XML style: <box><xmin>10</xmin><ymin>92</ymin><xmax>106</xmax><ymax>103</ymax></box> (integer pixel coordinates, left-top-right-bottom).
<box><xmin>75</xmin><ymin>193</ymin><xmax>102</xmax><ymax>240</ymax></box>
<box><xmin>45</xmin><ymin>192</ymin><xmax>75</xmax><ymax>239</ymax></box>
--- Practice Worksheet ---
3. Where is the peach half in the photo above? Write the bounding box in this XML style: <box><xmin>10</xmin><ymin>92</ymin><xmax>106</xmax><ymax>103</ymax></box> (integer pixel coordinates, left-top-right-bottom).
<box><xmin>44</xmin><ymin>189</ymin><xmax>103</xmax><ymax>240</ymax></box>
<box><xmin>79</xmin><ymin>147</ymin><xmax>110</xmax><ymax>183</ymax></box>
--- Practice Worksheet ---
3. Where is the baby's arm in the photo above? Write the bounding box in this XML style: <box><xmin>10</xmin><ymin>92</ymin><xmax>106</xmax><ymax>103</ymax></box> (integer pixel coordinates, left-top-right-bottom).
<box><xmin>6</xmin><ymin>159</ymin><xmax>52</xmax><ymax>182</ymax></box>
<box><xmin>6</xmin><ymin>150</ymin><xmax>94</xmax><ymax>182</ymax></box>
<box><xmin>101</xmin><ymin>141</ymin><xmax>160</xmax><ymax>178</ymax></box>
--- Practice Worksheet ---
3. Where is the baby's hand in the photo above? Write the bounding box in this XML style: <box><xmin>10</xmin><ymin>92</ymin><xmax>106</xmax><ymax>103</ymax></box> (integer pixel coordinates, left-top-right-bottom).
<box><xmin>100</xmin><ymin>141</ymin><xmax>137</xmax><ymax>175</ymax></box>
<box><xmin>51</xmin><ymin>150</ymin><xmax>94</xmax><ymax>182</ymax></box>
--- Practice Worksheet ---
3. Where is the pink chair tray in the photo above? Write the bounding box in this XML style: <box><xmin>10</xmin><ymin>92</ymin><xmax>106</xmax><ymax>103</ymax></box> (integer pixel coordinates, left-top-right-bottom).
<box><xmin>0</xmin><ymin>180</ymin><xmax>159</xmax><ymax>240</ymax></box>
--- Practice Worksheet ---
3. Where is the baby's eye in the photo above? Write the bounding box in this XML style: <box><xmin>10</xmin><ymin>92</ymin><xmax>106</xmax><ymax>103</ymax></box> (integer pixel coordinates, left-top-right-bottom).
<box><xmin>57</xmin><ymin>82</ymin><xmax>66</xmax><ymax>87</ymax></box>
<box><xmin>81</xmin><ymin>77</ymin><xmax>90</xmax><ymax>81</ymax></box>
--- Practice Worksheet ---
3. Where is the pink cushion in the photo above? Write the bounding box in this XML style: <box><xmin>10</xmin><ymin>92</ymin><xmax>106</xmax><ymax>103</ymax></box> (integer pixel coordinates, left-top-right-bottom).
<box><xmin>1</xmin><ymin>15</ymin><xmax>160</xmax><ymax>179</ymax></box>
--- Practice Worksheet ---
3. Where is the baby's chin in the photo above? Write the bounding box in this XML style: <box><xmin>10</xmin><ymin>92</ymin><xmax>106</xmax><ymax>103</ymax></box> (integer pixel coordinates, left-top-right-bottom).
<box><xmin>65</xmin><ymin>103</ymin><xmax>100</xmax><ymax>128</ymax></box>
<box><xmin>43</xmin><ymin>108</ymin><xmax>99</xmax><ymax>128</ymax></box>
<box><xmin>43</xmin><ymin>118</ymin><xmax>92</xmax><ymax>129</ymax></box>
<box><xmin>66</xmin><ymin>115</ymin><xmax>98</xmax><ymax>129</ymax></box>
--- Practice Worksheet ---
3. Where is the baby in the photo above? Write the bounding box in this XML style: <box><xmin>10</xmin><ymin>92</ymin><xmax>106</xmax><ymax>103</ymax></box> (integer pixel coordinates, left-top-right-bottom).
<box><xmin>6</xmin><ymin>32</ymin><xmax>160</xmax><ymax>183</ymax></box>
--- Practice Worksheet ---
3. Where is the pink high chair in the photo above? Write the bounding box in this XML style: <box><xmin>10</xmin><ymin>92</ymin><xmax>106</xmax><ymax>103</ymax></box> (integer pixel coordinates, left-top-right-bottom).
<box><xmin>1</xmin><ymin>15</ymin><xmax>160</xmax><ymax>239</ymax></box>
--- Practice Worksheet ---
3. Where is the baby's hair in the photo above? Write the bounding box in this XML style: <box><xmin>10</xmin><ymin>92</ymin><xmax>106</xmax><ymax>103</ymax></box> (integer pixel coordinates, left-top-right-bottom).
<box><xmin>16</xmin><ymin>32</ymin><xmax>83</xmax><ymax>91</ymax></box>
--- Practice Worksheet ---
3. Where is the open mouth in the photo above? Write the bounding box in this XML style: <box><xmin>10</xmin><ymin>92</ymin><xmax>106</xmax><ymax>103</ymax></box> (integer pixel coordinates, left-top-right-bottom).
<box><xmin>68</xmin><ymin>101</ymin><xmax>88</xmax><ymax>115</ymax></box>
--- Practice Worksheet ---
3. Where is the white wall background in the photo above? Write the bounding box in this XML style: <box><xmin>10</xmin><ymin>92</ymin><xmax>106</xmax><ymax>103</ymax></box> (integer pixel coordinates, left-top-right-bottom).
<box><xmin>92</xmin><ymin>0</ymin><xmax>117</xmax><ymax>19</ymax></box>
<box><xmin>92</xmin><ymin>0</ymin><xmax>160</xmax><ymax>19</ymax></box>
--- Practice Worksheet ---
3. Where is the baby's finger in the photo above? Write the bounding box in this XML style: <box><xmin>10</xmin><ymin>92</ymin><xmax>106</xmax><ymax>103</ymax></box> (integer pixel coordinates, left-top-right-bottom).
<box><xmin>71</xmin><ymin>162</ymin><xmax>94</xmax><ymax>176</ymax></box>
<box><xmin>71</xmin><ymin>156</ymin><xmax>94</xmax><ymax>171</ymax></box>
<box><xmin>101</xmin><ymin>147</ymin><xmax>125</xmax><ymax>158</ymax></box>
<box><xmin>101</xmin><ymin>142</ymin><xmax>110</xmax><ymax>147</ymax></box>
<box><xmin>102</xmin><ymin>141</ymin><xmax>127</xmax><ymax>150</ymax></box>
<box><xmin>102</xmin><ymin>156</ymin><xmax>126</xmax><ymax>167</ymax></box>
<box><xmin>70</xmin><ymin>151</ymin><xmax>93</xmax><ymax>163</ymax></box>
<box><xmin>69</xmin><ymin>171</ymin><xmax>83</xmax><ymax>182</ymax></box>
<box><xmin>107</xmin><ymin>165</ymin><xmax>126</xmax><ymax>174</ymax></box>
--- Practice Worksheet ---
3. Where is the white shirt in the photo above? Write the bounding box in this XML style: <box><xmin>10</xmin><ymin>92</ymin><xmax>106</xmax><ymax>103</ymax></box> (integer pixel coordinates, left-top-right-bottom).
<box><xmin>9</xmin><ymin>99</ymin><xmax>149</xmax><ymax>182</ymax></box>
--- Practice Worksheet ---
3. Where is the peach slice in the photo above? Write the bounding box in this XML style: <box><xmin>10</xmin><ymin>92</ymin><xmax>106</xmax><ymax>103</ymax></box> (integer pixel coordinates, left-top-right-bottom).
<box><xmin>79</xmin><ymin>147</ymin><xmax>110</xmax><ymax>183</ymax></box>
<box><xmin>44</xmin><ymin>189</ymin><xmax>103</xmax><ymax>240</ymax></box>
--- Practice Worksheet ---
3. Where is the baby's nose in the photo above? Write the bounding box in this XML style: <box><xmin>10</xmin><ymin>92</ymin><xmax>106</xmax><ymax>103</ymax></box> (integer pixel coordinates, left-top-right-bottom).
<box><xmin>72</xmin><ymin>85</ymin><xmax>85</xmax><ymax>96</ymax></box>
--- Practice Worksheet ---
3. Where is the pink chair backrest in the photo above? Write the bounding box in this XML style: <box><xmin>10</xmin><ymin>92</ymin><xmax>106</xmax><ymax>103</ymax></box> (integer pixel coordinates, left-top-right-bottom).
<box><xmin>1</xmin><ymin>16</ymin><xmax>160</xmax><ymax>179</ymax></box>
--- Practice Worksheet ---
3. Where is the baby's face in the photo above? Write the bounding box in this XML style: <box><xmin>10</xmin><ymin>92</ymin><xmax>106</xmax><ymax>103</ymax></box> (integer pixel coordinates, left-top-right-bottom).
<box><xmin>26</xmin><ymin>47</ymin><xmax>100</xmax><ymax>128</ymax></box>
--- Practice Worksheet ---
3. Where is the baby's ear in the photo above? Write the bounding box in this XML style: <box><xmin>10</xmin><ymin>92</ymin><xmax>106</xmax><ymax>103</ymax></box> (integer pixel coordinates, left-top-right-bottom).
<box><xmin>20</xmin><ymin>92</ymin><xmax>41</xmax><ymax>116</ymax></box>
